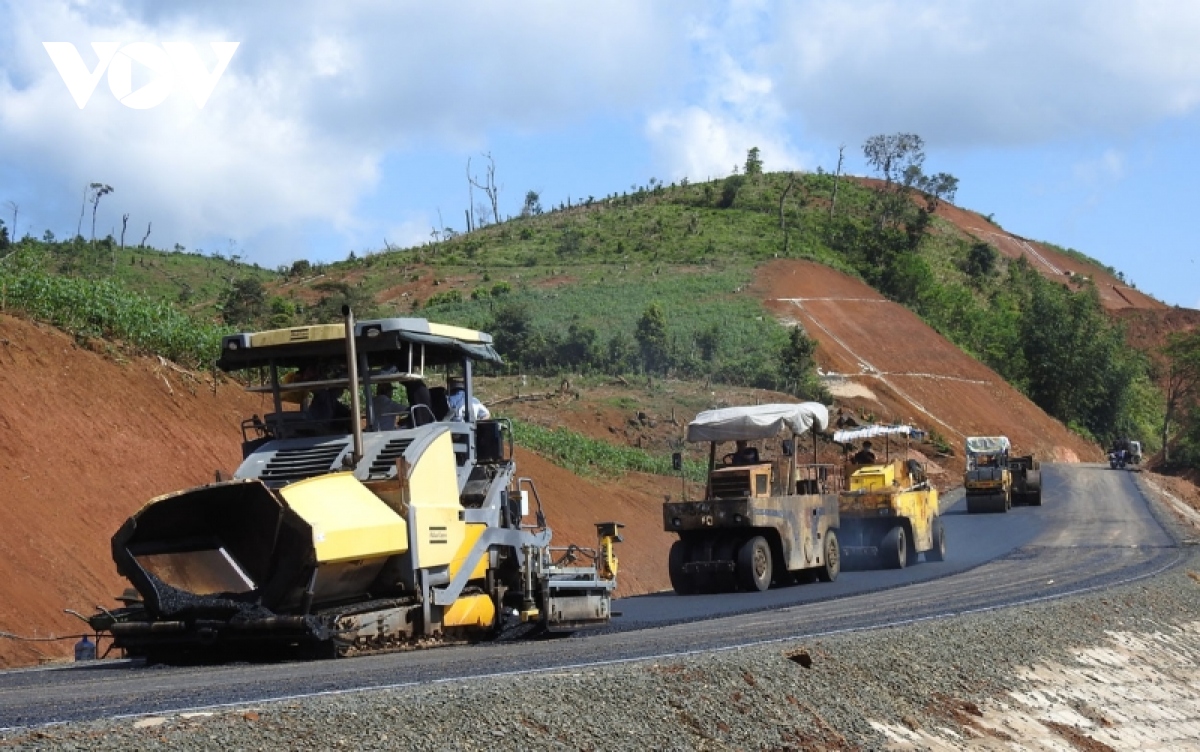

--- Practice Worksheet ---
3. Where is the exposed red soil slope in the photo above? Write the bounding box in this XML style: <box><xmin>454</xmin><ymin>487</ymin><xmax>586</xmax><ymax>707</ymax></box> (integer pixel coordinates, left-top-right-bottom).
<box><xmin>854</xmin><ymin>177</ymin><xmax>1166</xmax><ymax>312</ymax></box>
<box><xmin>1114</xmin><ymin>306</ymin><xmax>1200</xmax><ymax>352</ymax></box>
<box><xmin>0</xmin><ymin>315</ymin><xmax>265</xmax><ymax>666</ymax></box>
<box><xmin>755</xmin><ymin>259</ymin><xmax>1101</xmax><ymax>465</ymax></box>
<box><xmin>510</xmin><ymin>449</ymin><xmax>675</xmax><ymax>598</ymax></box>
<box><xmin>0</xmin><ymin>314</ymin><xmax>671</xmax><ymax>667</ymax></box>
<box><xmin>934</xmin><ymin>200</ymin><xmax>1164</xmax><ymax>312</ymax></box>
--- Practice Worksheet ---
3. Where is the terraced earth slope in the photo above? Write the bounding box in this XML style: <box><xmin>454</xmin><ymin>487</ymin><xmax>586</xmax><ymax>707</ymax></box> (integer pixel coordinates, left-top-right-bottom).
<box><xmin>757</xmin><ymin>259</ymin><xmax>1100</xmax><ymax>463</ymax></box>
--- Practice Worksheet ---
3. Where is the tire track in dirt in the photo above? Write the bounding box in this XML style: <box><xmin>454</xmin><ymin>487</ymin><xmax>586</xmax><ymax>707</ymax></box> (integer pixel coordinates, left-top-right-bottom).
<box><xmin>754</xmin><ymin>260</ymin><xmax>1101</xmax><ymax>464</ymax></box>
<box><xmin>779</xmin><ymin>296</ymin><xmax>966</xmax><ymax>440</ymax></box>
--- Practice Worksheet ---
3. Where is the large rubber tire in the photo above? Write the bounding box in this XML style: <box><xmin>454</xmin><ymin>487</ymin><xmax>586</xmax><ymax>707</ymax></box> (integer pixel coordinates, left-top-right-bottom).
<box><xmin>816</xmin><ymin>530</ymin><xmax>840</xmax><ymax>583</ymax></box>
<box><xmin>906</xmin><ymin>527</ymin><xmax>921</xmax><ymax>565</ymax></box>
<box><xmin>668</xmin><ymin>539</ymin><xmax>696</xmax><ymax>595</ymax></box>
<box><xmin>880</xmin><ymin>526</ymin><xmax>907</xmax><ymax>569</ymax></box>
<box><xmin>711</xmin><ymin>536</ymin><xmax>739</xmax><ymax>593</ymax></box>
<box><xmin>737</xmin><ymin>536</ymin><xmax>773</xmax><ymax>592</ymax></box>
<box><xmin>927</xmin><ymin>519</ymin><xmax>947</xmax><ymax>562</ymax></box>
<box><xmin>1027</xmin><ymin>471</ymin><xmax>1043</xmax><ymax>506</ymax></box>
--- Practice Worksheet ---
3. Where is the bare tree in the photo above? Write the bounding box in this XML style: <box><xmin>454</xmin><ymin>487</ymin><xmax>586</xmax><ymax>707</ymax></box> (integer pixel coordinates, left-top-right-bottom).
<box><xmin>468</xmin><ymin>152</ymin><xmax>500</xmax><ymax>228</ymax></box>
<box><xmin>88</xmin><ymin>183</ymin><xmax>114</xmax><ymax>242</ymax></box>
<box><xmin>828</xmin><ymin>144</ymin><xmax>845</xmax><ymax>221</ymax></box>
<box><xmin>76</xmin><ymin>184</ymin><xmax>88</xmax><ymax>239</ymax></box>
<box><xmin>778</xmin><ymin>173</ymin><xmax>796</xmax><ymax>231</ymax></box>
<box><xmin>778</xmin><ymin>172</ymin><xmax>798</xmax><ymax>255</ymax></box>
<box><xmin>119</xmin><ymin>213</ymin><xmax>130</xmax><ymax>250</ymax></box>
<box><xmin>140</xmin><ymin>221</ymin><xmax>152</xmax><ymax>248</ymax></box>
<box><xmin>465</xmin><ymin>158</ymin><xmax>476</xmax><ymax>232</ymax></box>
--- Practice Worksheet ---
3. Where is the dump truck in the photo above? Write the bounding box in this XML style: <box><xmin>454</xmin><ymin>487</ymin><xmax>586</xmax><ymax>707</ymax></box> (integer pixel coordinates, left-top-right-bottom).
<box><xmin>964</xmin><ymin>436</ymin><xmax>1041</xmax><ymax>512</ymax></box>
<box><xmin>834</xmin><ymin>425</ymin><xmax>944</xmax><ymax>569</ymax></box>
<box><xmin>88</xmin><ymin>311</ymin><xmax>622</xmax><ymax>662</ymax></box>
<box><xmin>663</xmin><ymin>403</ymin><xmax>840</xmax><ymax>594</ymax></box>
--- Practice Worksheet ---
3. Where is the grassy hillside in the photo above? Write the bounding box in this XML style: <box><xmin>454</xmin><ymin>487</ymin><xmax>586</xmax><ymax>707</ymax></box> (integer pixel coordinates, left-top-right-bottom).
<box><xmin>0</xmin><ymin>169</ymin><xmax>1169</xmax><ymax>454</ymax></box>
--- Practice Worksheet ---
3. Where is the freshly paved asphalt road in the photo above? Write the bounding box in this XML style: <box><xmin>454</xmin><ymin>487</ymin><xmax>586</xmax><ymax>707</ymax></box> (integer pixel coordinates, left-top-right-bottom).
<box><xmin>0</xmin><ymin>463</ymin><xmax>1180</xmax><ymax>729</ymax></box>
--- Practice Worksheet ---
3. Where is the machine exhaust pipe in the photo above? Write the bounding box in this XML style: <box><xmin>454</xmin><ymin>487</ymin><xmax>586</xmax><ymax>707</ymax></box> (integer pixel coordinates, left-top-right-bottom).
<box><xmin>342</xmin><ymin>305</ymin><xmax>364</xmax><ymax>467</ymax></box>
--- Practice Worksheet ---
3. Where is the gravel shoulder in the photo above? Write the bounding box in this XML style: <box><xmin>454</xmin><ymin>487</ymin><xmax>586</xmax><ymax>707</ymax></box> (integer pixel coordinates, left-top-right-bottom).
<box><xmin>3</xmin><ymin>473</ymin><xmax>1198</xmax><ymax>751</ymax></box>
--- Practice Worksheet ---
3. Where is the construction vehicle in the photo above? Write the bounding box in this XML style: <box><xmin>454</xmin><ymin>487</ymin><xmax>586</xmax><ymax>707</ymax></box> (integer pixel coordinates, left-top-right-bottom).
<box><xmin>87</xmin><ymin>311</ymin><xmax>622</xmax><ymax>662</ymax></box>
<box><xmin>1108</xmin><ymin>438</ymin><xmax>1141</xmax><ymax>470</ymax></box>
<box><xmin>1009</xmin><ymin>454</ymin><xmax>1042</xmax><ymax>505</ymax></box>
<box><xmin>835</xmin><ymin>425</ymin><xmax>944</xmax><ymax>569</ymax></box>
<box><xmin>963</xmin><ymin>436</ymin><xmax>1041</xmax><ymax>512</ymax></box>
<box><xmin>663</xmin><ymin>403</ymin><xmax>840</xmax><ymax>594</ymax></box>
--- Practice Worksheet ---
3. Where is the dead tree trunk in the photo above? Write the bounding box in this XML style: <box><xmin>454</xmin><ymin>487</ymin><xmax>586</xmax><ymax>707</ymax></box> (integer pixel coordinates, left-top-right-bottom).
<box><xmin>116</xmin><ymin>213</ymin><xmax>129</xmax><ymax>269</ymax></box>
<box><xmin>779</xmin><ymin>172</ymin><xmax>797</xmax><ymax>254</ymax></box>
<box><xmin>76</xmin><ymin>184</ymin><xmax>87</xmax><ymax>239</ymax></box>
<box><xmin>829</xmin><ymin>145</ymin><xmax>845</xmax><ymax>221</ymax></box>
<box><xmin>469</xmin><ymin>153</ymin><xmax>500</xmax><ymax>227</ymax></box>
<box><xmin>466</xmin><ymin>158</ymin><xmax>475</xmax><ymax>231</ymax></box>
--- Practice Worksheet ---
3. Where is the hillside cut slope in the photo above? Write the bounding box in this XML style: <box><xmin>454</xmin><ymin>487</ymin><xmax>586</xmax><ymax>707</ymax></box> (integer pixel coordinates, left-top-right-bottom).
<box><xmin>757</xmin><ymin>259</ymin><xmax>1100</xmax><ymax>463</ymax></box>
<box><xmin>0</xmin><ymin>314</ymin><xmax>672</xmax><ymax>667</ymax></box>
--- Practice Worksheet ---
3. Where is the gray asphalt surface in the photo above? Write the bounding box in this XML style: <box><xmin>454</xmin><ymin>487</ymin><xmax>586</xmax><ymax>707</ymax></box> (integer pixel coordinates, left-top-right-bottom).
<box><xmin>0</xmin><ymin>462</ymin><xmax>1180</xmax><ymax>730</ymax></box>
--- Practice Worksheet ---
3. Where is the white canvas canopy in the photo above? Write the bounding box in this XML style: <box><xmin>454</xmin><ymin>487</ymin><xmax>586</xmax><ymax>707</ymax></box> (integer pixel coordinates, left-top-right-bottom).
<box><xmin>686</xmin><ymin>403</ymin><xmax>829</xmax><ymax>443</ymax></box>
<box><xmin>965</xmin><ymin>436</ymin><xmax>1011</xmax><ymax>454</ymax></box>
<box><xmin>832</xmin><ymin>424</ymin><xmax>913</xmax><ymax>444</ymax></box>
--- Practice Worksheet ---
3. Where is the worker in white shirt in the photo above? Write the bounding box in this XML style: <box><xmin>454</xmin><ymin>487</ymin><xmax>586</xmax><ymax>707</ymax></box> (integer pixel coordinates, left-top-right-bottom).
<box><xmin>446</xmin><ymin>376</ymin><xmax>491</xmax><ymax>421</ymax></box>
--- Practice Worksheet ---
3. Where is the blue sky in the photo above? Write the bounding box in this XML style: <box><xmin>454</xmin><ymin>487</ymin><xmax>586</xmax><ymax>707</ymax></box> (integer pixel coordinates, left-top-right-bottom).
<box><xmin>1</xmin><ymin>1</ymin><xmax>1197</xmax><ymax>309</ymax></box>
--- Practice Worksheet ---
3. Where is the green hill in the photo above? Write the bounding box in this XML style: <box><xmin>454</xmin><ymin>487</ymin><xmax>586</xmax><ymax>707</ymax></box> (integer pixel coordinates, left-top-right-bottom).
<box><xmin>0</xmin><ymin>163</ymin><xmax>1170</xmax><ymax>455</ymax></box>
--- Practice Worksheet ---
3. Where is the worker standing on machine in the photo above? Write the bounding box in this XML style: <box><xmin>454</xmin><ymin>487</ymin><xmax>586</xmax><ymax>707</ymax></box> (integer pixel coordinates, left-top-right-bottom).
<box><xmin>447</xmin><ymin>376</ymin><xmax>491</xmax><ymax>421</ymax></box>
<box><xmin>852</xmin><ymin>440</ymin><xmax>877</xmax><ymax>464</ymax></box>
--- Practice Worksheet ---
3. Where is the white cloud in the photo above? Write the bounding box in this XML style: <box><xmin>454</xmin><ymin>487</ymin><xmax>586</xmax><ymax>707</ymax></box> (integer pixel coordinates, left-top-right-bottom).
<box><xmin>0</xmin><ymin>0</ymin><xmax>686</xmax><ymax>264</ymax></box>
<box><xmin>1072</xmin><ymin>148</ymin><xmax>1125</xmax><ymax>188</ymax></box>
<box><xmin>10</xmin><ymin>0</ymin><xmax>1200</xmax><ymax>271</ymax></box>
<box><xmin>383</xmin><ymin>214</ymin><xmax>435</xmax><ymax>252</ymax></box>
<box><xmin>646</xmin><ymin>13</ymin><xmax>806</xmax><ymax>182</ymax></box>
<box><xmin>771</xmin><ymin>0</ymin><xmax>1200</xmax><ymax>146</ymax></box>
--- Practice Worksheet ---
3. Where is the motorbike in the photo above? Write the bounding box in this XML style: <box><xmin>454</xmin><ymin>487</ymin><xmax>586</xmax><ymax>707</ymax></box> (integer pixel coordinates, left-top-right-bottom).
<box><xmin>1108</xmin><ymin>450</ymin><xmax>1127</xmax><ymax>470</ymax></box>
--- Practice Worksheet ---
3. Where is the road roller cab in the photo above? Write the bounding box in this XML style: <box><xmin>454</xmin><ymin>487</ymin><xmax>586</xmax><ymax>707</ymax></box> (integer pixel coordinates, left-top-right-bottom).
<box><xmin>834</xmin><ymin>425</ymin><xmax>944</xmax><ymax>570</ymax></box>
<box><xmin>663</xmin><ymin>403</ymin><xmax>841</xmax><ymax>595</ymax></box>
<box><xmin>963</xmin><ymin>435</ymin><xmax>1043</xmax><ymax>513</ymax></box>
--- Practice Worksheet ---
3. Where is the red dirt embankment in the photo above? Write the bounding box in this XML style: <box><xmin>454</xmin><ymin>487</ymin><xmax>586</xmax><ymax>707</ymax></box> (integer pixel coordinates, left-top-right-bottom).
<box><xmin>932</xmin><ymin>198</ymin><xmax>1165</xmax><ymax>313</ymax></box>
<box><xmin>0</xmin><ymin>314</ymin><xmax>671</xmax><ymax>667</ymax></box>
<box><xmin>1114</xmin><ymin>306</ymin><xmax>1200</xmax><ymax>351</ymax></box>
<box><xmin>756</xmin><ymin>260</ymin><xmax>1101</xmax><ymax>465</ymax></box>
<box><xmin>0</xmin><ymin>315</ymin><xmax>262</xmax><ymax>666</ymax></box>
<box><xmin>850</xmin><ymin>177</ymin><xmax>1165</xmax><ymax>313</ymax></box>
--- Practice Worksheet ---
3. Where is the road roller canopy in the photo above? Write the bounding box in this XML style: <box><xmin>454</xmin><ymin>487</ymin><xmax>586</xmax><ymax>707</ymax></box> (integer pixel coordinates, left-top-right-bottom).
<box><xmin>686</xmin><ymin>403</ymin><xmax>829</xmax><ymax>443</ymax></box>
<box><xmin>965</xmin><ymin>436</ymin><xmax>1011</xmax><ymax>455</ymax></box>
<box><xmin>832</xmin><ymin>424</ymin><xmax>913</xmax><ymax>444</ymax></box>
<box><xmin>216</xmin><ymin>317</ymin><xmax>502</xmax><ymax>373</ymax></box>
